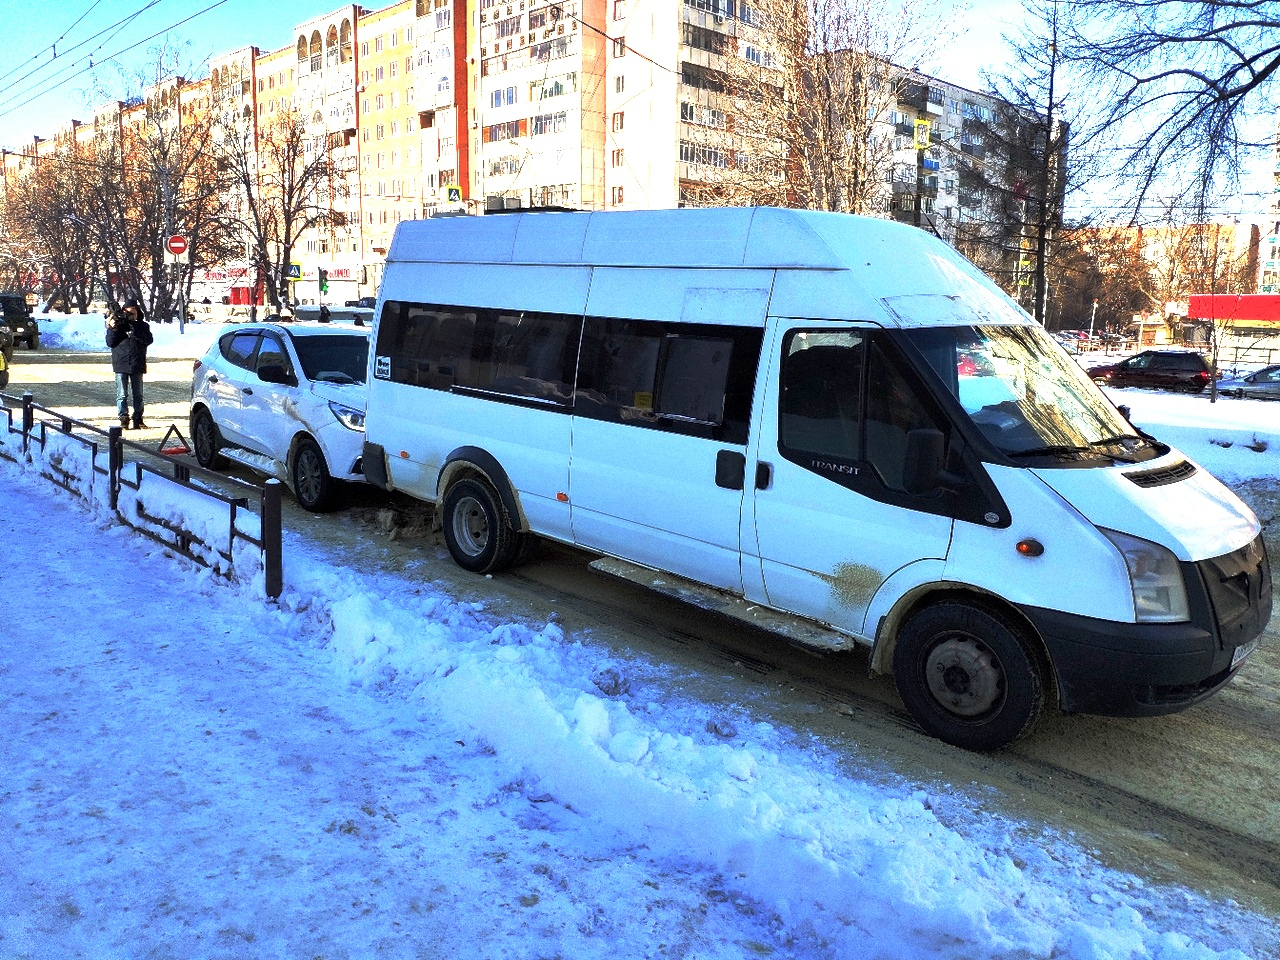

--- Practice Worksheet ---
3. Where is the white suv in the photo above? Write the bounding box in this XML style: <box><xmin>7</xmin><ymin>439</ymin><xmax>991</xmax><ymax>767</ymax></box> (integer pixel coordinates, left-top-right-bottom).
<box><xmin>190</xmin><ymin>323</ymin><xmax>370</xmax><ymax>511</ymax></box>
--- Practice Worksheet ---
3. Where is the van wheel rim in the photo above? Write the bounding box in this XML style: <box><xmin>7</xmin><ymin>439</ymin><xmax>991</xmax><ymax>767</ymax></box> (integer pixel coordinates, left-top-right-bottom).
<box><xmin>451</xmin><ymin>496</ymin><xmax>489</xmax><ymax>556</ymax></box>
<box><xmin>924</xmin><ymin>635</ymin><xmax>1004</xmax><ymax>718</ymax></box>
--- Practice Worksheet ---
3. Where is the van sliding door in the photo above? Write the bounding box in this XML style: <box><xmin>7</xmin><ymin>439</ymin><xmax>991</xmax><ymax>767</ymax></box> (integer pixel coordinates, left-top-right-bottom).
<box><xmin>569</xmin><ymin>316</ymin><xmax>763</xmax><ymax>592</ymax></box>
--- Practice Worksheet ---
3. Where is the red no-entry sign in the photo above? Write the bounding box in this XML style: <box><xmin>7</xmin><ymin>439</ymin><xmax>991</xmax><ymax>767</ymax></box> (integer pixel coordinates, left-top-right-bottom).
<box><xmin>166</xmin><ymin>234</ymin><xmax>188</xmax><ymax>256</ymax></box>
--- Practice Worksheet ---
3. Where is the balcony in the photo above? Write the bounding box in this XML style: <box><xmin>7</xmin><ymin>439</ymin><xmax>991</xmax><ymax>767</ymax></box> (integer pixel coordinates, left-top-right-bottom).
<box><xmin>897</xmin><ymin>83</ymin><xmax>926</xmax><ymax>111</ymax></box>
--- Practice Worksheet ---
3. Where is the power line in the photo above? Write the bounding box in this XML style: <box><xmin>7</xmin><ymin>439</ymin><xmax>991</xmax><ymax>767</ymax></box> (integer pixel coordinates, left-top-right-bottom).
<box><xmin>0</xmin><ymin>0</ymin><xmax>226</xmax><ymax>123</ymax></box>
<box><xmin>0</xmin><ymin>0</ymin><xmax>171</xmax><ymax>106</ymax></box>
<box><xmin>0</xmin><ymin>0</ymin><xmax>108</xmax><ymax>89</ymax></box>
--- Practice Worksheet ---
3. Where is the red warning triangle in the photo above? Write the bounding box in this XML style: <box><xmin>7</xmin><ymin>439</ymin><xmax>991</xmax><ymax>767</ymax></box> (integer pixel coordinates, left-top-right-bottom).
<box><xmin>158</xmin><ymin>424</ymin><xmax>191</xmax><ymax>456</ymax></box>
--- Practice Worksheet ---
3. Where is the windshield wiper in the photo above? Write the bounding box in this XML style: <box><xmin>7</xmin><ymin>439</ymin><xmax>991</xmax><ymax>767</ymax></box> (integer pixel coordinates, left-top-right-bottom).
<box><xmin>1089</xmin><ymin>434</ymin><xmax>1147</xmax><ymax>463</ymax></box>
<box><xmin>1007</xmin><ymin>444</ymin><xmax>1095</xmax><ymax>459</ymax></box>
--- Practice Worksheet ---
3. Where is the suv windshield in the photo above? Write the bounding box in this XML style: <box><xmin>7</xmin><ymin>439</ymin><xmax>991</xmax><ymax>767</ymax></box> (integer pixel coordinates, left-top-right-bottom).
<box><xmin>291</xmin><ymin>334</ymin><xmax>369</xmax><ymax>384</ymax></box>
<box><xmin>902</xmin><ymin>324</ymin><xmax>1161</xmax><ymax>464</ymax></box>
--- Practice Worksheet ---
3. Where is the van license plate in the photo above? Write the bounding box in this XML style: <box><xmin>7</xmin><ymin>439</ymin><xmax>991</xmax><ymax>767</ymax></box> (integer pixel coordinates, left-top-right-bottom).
<box><xmin>1231</xmin><ymin>638</ymin><xmax>1259</xmax><ymax>669</ymax></box>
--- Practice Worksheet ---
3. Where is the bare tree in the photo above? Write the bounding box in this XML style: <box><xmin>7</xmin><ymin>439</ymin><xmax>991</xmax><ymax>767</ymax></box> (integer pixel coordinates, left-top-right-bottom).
<box><xmin>679</xmin><ymin>0</ymin><xmax>941</xmax><ymax>213</ymax></box>
<box><xmin>3</xmin><ymin>147</ymin><xmax>103</xmax><ymax>312</ymax></box>
<box><xmin>962</xmin><ymin>0</ymin><xmax>1076</xmax><ymax>322</ymax></box>
<box><xmin>1059</xmin><ymin>0</ymin><xmax>1280</xmax><ymax>214</ymax></box>
<box><xmin>216</xmin><ymin>107</ymin><xmax>352</xmax><ymax>314</ymax></box>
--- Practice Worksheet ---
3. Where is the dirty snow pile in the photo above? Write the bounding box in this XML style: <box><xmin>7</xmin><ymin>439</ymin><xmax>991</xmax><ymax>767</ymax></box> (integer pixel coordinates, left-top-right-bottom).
<box><xmin>0</xmin><ymin>430</ymin><xmax>1274</xmax><ymax>957</ymax></box>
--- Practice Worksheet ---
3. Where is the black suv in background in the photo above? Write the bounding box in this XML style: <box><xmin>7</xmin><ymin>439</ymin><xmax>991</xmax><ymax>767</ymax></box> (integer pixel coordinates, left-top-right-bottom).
<box><xmin>1087</xmin><ymin>349</ymin><xmax>1212</xmax><ymax>393</ymax></box>
<box><xmin>0</xmin><ymin>293</ymin><xmax>39</xmax><ymax>349</ymax></box>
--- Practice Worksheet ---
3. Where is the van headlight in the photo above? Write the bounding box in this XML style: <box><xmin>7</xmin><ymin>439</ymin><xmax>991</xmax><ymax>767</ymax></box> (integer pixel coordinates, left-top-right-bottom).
<box><xmin>1101</xmin><ymin>528</ymin><xmax>1190</xmax><ymax>623</ymax></box>
<box><xmin>328</xmin><ymin>401</ymin><xmax>366</xmax><ymax>432</ymax></box>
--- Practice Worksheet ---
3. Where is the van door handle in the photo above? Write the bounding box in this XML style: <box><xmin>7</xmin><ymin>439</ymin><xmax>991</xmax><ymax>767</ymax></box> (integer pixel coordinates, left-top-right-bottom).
<box><xmin>242</xmin><ymin>387</ymin><xmax>253</xmax><ymax>396</ymax></box>
<box><xmin>714</xmin><ymin>450</ymin><xmax>745</xmax><ymax>490</ymax></box>
<box><xmin>756</xmin><ymin>461</ymin><xmax>772</xmax><ymax>490</ymax></box>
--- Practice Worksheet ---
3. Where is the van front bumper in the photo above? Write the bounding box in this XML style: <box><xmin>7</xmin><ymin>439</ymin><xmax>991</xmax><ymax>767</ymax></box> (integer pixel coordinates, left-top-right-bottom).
<box><xmin>1020</xmin><ymin>534</ymin><xmax>1271</xmax><ymax>717</ymax></box>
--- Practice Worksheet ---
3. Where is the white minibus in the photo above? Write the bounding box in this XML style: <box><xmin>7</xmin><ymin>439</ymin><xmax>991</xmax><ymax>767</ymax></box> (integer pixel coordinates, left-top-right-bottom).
<box><xmin>362</xmin><ymin>207</ymin><xmax>1271</xmax><ymax>751</ymax></box>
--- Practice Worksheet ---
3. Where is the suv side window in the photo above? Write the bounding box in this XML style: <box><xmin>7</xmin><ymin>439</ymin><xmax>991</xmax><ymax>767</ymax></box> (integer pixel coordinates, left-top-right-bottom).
<box><xmin>1124</xmin><ymin>353</ymin><xmax>1152</xmax><ymax>370</ymax></box>
<box><xmin>255</xmin><ymin>334</ymin><xmax>292</xmax><ymax>377</ymax></box>
<box><xmin>221</xmin><ymin>332</ymin><xmax>261</xmax><ymax>370</ymax></box>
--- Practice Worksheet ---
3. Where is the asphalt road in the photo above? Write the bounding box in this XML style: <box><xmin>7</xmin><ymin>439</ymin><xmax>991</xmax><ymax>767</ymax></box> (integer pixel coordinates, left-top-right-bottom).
<box><xmin>8</xmin><ymin>346</ymin><xmax>1280</xmax><ymax>943</ymax></box>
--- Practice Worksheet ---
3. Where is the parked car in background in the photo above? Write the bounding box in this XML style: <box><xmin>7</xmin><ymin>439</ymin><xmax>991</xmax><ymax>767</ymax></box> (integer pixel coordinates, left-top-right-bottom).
<box><xmin>189</xmin><ymin>322</ymin><xmax>370</xmax><ymax>511</ymax></box>
<box><xmin>1218</xmin><ymin>365</ymin><xmax>1280</xmax><ymax>400</ymax></box>
<box><xmin>1086</xmin><ymin>349</ymin><xmax>1212</xmax><ymax>393</ymax></box>
<box><xmin>0</xmin><ymin>292</ymin><xmax>39</xmax><ymax>349</ymax></box>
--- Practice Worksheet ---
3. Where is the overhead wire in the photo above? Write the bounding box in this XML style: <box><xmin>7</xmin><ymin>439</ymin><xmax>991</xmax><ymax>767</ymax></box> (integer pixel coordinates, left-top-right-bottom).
<box><xmin>0</xmin><ymin>0</ymin><xmax>229</xmax><ymax>122</ymax></box>
<box><xmin>0</xmin><ymin>0</ymin><xmax>170</xmax><ymax>103</ymax></box>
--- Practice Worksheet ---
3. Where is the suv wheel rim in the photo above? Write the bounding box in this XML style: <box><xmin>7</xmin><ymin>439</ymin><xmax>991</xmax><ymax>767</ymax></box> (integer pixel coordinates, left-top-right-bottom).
<box><xmin>296</xmin><ymin>448</ymin><xmax>323</xmax><ymax>503</ymax></box>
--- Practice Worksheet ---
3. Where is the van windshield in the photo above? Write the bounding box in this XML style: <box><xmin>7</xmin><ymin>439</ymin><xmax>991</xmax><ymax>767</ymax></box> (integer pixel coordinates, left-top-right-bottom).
<box><xmin>901</xmin><ymin>324</ymin><xmax>1161</xmax><ymax>464</ymax></box>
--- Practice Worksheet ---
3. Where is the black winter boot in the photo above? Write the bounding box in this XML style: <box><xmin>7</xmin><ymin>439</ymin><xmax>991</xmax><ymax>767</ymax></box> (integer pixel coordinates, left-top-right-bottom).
<box><xmin>119</xmin><ymin>415</ymin><xmax>130</xmax><ymax>429</ymax></box>
<box><xmin>133</xmin><ymin>417</ymin><xmax>148</xmax><ymax>430</ymax></box>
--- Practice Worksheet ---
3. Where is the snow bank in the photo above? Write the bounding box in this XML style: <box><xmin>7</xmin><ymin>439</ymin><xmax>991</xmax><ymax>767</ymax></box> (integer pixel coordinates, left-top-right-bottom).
<box><xmin>34</xmin><ymin>311</ymin><xmax>223</xmax><ymax>358</ymax></box>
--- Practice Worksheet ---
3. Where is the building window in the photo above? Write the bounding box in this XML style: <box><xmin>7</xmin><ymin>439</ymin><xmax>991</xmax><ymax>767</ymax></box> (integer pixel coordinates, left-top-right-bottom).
<box><xmin>436</xmin><ymin>9</ymin><xmax>452</xmax><ymax>29</ymax></box>
<box><xmin>491</xmin><ymin>86</ymin><xmax>518</xmax><ymax>107</ymax></box>
<box><xmin>611</xmin><ymin>148</ymin><xmax>624</xmax><ymax>167</ymax></box>
<box><xmin>615</xmin><ymin>75</ymin><xmax>625</xmax><ymax>93</ymax></box>
<box><xmin>376</xmin><ymin>36</ymin><xmax>384</xmax><ymax>52</ymax></box>
<box><xmin>377</xmin><ymin>124</ymin><xmax>385</xmax><ymax>139</ymax></box>
<box><xmin>361</xmin><ymin>41</ymin><xmax>369</xmax><ymax>56</ymax></box>
<box><xmin>611</xmin><ymin>186</ymin><xmax>624</xmax><ymax>205</ymax></box>
<box><xmin>611</xmin><ymin>111</ymin><xmax>624</xmax><ymax>132</ymax></box>
<box><xmin>613</xmin><ymin>0</ymin><xmax>625</xmax><ymax>18</ymax></box>
<box><xmin>612</xmin><ymin>37</ymin><xmax>626</xmax><ymax>57</ymax></box>
<box><xmin>391</xmin><ymin>61</ymin><xmax>398</xmax><ymax>78</ymax></box>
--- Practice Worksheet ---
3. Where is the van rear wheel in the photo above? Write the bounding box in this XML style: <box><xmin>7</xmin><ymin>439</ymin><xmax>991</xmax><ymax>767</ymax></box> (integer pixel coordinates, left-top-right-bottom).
<box><xmin>442</xmin><ymin>478</ymin><xmax>521</xmax><ymax>574</ymax></box>
<box><xmin>893</xmin><ymin>601</ymin><xmax>1045</xmax><ymax>752</ymax></box>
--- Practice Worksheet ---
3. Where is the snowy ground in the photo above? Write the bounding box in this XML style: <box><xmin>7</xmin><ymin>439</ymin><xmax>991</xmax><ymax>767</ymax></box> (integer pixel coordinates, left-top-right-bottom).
<box><xmin>1</xmin><ymin>317</ymin><xmax>1276</xmax><ymax>958</ymax></box>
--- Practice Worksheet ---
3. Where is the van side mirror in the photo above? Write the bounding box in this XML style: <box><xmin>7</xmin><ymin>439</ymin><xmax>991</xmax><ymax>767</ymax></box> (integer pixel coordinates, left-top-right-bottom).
<box><xmin>903</xmin><ymin>428</ymin><xmax>945</xmax><ymax>496</ymax></box>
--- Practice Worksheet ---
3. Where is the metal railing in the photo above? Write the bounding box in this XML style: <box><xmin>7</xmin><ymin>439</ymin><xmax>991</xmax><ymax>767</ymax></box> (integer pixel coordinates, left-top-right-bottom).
<box><xmin>0</xmin><ymin>390</ymin><xmax>282</xmax><ymax>599</ymax></box>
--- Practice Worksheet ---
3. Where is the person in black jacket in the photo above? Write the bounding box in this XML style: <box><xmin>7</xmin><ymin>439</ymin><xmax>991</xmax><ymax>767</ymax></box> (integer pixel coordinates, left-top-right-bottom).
<box><xmin>105</xmin><ymin>298</ymin><xmax>155</xmax><ymax>429</ymax></box>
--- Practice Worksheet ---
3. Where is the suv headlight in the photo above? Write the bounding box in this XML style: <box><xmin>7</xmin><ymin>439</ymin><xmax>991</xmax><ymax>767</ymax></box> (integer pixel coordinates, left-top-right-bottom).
<box><xmin>1101</xmin><ymin>528</ymin><xmax>1190</xmax><ymax>623</ymax></box>
<box><xmin>328</xmin><ymin>401</ymin><xmax>365</xmax><ymax>432</ymax></box>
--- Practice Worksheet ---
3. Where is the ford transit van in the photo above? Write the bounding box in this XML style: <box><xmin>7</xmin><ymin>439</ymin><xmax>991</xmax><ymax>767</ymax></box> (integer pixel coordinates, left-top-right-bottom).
<box><xmin>362</xmin><ymin>207</ymin><xmax>1271</xmax><ymax>751</ymax></box>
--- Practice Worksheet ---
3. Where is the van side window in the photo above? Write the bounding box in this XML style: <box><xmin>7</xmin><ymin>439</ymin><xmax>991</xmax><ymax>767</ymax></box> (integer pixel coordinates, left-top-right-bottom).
<box><xmin>865</xmin><ymin>338</ymin><xmax>947</xmax><ymax>491</ymax></box>
<box><xmin>779</xmin><ymin>330</ymin><xmax>946</xmax><ymax>495</ymax></box>
<box><xmin>577</xmin><ymin>318</ymin><xmax>761</xmax><ymax>444</ymax></box>
<box><xmin>374</xmin><ymin>300</ymin><xmax>580</xmax><ymax>405</ymax></box>
<box><xmin>779</xmin><ymin>331</ymin><xmax>864</xmax><ymax>462</ymax></box>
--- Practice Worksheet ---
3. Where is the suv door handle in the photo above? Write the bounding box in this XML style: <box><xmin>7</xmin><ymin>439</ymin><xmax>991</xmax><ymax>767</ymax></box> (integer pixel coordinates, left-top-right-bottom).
<box><xmin>755</xmin><ymin>462</ymin><xmax>772</xmax><ymax>490</ymax></box>
<box><xmin>207</xmin><ymin>374</ymin><xmax>219</xmax><ymax>383</ymax></box>
<box><xmin>242</xmin><ymin>387</ymin><xmax>253</xmax><ymax>396</ymax></box>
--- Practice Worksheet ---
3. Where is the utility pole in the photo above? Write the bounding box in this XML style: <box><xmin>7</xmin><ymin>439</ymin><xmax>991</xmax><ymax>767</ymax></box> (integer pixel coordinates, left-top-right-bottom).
<box><xmin>1033</xmin><ymin>2</ymin><xmax>1060</xmax><ymax>325</ymax></box>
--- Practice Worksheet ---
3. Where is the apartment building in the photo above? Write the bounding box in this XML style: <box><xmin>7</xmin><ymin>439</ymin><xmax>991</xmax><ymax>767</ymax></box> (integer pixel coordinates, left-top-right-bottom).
<box><xmin>1259</xmin><ymin>114</ymin><xmax>1280</xmax><ymax>294</ymax></box>
<box><xmin>3</xmin><ymin>0</ymin><xmax>1055</xmax><ymax>303</ymax></box>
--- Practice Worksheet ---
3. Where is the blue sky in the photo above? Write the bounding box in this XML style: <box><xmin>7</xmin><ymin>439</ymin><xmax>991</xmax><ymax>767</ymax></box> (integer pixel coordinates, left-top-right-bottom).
<box><xmin>0</xmin><ymin>0</ymin><xmax>1020</xmax><ymax>150</ymax></box>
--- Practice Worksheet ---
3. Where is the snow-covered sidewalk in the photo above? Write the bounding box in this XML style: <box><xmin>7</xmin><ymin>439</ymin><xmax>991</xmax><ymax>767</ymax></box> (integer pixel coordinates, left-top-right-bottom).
<box><xmin>0</xmin><ymin>451</ymin><xmax>1275</xmax><ymax>957</ymax></box>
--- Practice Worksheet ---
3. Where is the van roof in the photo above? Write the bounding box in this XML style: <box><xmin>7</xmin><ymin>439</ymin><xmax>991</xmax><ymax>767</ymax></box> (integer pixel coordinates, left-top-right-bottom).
<box><xmin>386</xmin><ymin>207</ymin><xmax>1033</xmax><ymax>329</ymax></box>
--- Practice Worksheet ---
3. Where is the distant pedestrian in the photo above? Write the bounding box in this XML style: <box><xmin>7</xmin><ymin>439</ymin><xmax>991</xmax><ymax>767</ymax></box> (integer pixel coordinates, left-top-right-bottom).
<box><xmin>318</xmin><ymin>304</ymin><xmax>331</xmax><ymax>323</ymax></box>
<box><xmin>105</xmin><ymin>298</ymin><xmax>154</xmax><ymax>430</ymax></box>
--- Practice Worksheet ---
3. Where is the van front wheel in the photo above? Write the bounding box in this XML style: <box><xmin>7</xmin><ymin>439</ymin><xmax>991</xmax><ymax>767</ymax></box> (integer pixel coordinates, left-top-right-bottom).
<box><xmin>893</xmin><ymin>601</ymin><xmax>1045</xmax><ymax>752</ymax></box>
<box><xmin>442</xmin><ymin>478</ymin><xmax>521</xmax><ymax>574</ymax></box>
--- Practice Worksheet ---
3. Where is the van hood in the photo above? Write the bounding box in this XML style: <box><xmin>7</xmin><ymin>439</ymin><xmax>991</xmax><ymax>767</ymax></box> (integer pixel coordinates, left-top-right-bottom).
<box><xmin>1029</xmin><ymin>450</ymin><xmax>1259</xmax><ymax>562</ymax></box>
<box><xmin>309</xmin><ymin>380</ymin><xmax>367</xmax><ymax>411</ymax></box>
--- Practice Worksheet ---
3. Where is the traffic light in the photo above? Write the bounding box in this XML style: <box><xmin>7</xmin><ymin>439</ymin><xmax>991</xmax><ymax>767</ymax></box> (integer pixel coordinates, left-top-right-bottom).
<box><xmin>318</xmin><ymin>268</ymin><xmax>328</xmax><ymax>294</ymax></box>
